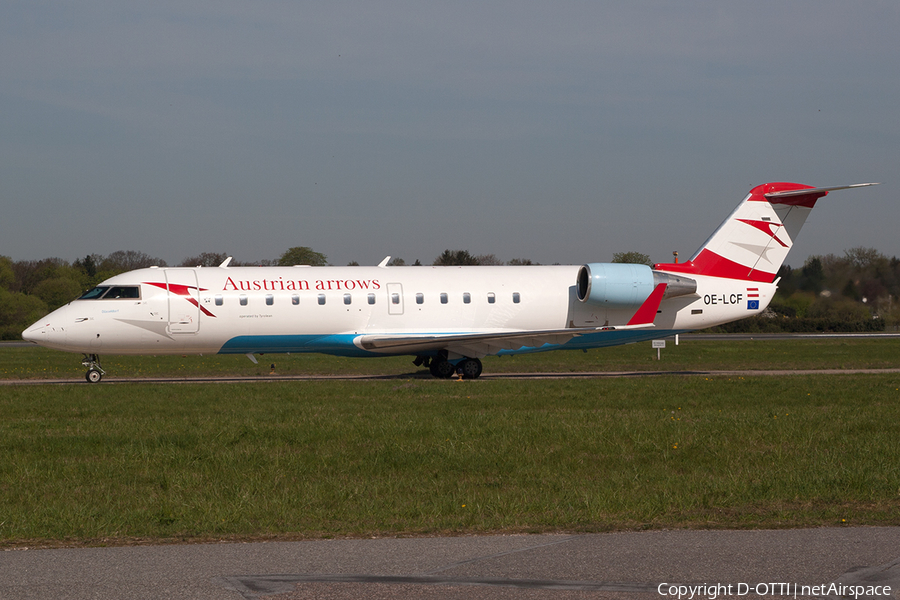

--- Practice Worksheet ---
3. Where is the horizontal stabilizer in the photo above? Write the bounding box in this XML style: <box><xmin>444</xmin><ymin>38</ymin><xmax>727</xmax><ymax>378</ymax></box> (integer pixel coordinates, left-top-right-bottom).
<box><xmin>765</xmin><ymin>182</ymin><xmax>878</xmax><ymax>199</ymax></box>
<box><xmin>764</xmin><ymin>183</ymin><xmax>879</xmax><ymax>207</ymax></box>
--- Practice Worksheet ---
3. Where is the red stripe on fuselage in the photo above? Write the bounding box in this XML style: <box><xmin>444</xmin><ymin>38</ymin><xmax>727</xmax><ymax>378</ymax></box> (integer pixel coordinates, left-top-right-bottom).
<box><xmin>654</xmin><ymin>250</ymin><xmax>776</xmax><ymax>283</ymax></box>
<box><xmin>144</xmin><ymin>281</ymin><xmax>216</xmax><ymax>318</ymax></box>
<box><xmin>627</xmin><ymin>283</ymin><xmax>668</xmax><ymax>326</ymax></box>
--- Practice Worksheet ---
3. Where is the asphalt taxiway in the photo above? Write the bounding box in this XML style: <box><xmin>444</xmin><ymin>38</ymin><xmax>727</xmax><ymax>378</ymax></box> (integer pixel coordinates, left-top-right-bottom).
<box><xmin>3</xmin><ymin>367</ymin><xmax>900</xmax><ymax>386</ymax></box>
<box><xmin>3</xmin><ymin>528</ymin><xmax>900</xmax><ymax>599</ymax></box>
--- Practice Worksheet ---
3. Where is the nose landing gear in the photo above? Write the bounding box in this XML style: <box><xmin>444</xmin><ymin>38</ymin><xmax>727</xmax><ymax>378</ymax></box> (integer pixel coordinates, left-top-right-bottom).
<box><xmin>82</xmin><ymin>354</ymin><xmax>105</xmax><ymax>383</ymax></box>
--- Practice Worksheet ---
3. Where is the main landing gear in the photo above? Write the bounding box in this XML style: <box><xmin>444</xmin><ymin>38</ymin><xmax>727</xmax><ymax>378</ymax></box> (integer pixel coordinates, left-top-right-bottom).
<box><xmin>82</xmin><ymin>354</ymin><xmax>105</xmax><ymax>383</ymax></box>
<box><xmin>414</xmin><ymin>354</ymin><xmax>483</xmax><ymax>379</ymax></box>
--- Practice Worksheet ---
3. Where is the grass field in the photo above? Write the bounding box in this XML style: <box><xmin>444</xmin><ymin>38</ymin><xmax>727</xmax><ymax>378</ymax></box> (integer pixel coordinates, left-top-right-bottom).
<box><xmin>1</xmin><ymin>339</ymin><xmax>899</xmax><ymax>548</ymax></box>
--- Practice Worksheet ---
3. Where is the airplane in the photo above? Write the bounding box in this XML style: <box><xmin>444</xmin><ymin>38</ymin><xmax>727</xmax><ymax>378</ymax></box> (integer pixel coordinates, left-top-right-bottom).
<box><xmin>22</xmin><ymin>181</ymin><xmax>877</xmax><ymax>383</ymax></box>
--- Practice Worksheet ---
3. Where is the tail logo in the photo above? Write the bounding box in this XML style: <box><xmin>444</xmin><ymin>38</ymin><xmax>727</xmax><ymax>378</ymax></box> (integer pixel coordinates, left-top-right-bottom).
<box><xmin>737</xmin><ymin>219</ymin><xmax>789</xmax><ymax>248</ymax></box>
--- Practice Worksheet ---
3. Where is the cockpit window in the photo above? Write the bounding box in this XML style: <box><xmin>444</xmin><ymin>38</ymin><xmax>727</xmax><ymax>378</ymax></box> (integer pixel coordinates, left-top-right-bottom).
<box><xmin>106</xmin><ymin>286</ymin><xmax>141</xmax><ymax>299</ymax></box>
<box><xmin>78</xmin><ymin>286</ymin><xmax>141</xmax><ymax>300</ymax></box>
<box><xmin>79</xmin><ymin>286</ymin><xmax>109</xmax><ymax>300</ymax></box>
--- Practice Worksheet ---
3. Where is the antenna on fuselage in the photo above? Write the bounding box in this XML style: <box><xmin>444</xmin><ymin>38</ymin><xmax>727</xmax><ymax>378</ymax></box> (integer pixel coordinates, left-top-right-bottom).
<box><xmin>377</xmin><ymin>256</ymin><xmax>391</xmax><ymax>268</ymax></box>
<box><xmin>219</xmin><ymin>257</ymin><xmax>233</xmax><ymax>268</ymax></box>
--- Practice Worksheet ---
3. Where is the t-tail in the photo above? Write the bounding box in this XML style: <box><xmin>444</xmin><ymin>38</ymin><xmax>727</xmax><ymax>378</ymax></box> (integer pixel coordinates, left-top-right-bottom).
<box><xmin>653</xmin><ymin>182</ymin><xmax>878</xmax><ymax>282</ymax></box>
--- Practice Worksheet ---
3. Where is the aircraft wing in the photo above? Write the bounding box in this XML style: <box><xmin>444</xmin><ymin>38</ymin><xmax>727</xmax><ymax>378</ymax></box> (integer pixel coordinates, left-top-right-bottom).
<box><xmin>356</xmin><ymin>324</ymin><xmax>654</xmax><ymax>358</ymax></box>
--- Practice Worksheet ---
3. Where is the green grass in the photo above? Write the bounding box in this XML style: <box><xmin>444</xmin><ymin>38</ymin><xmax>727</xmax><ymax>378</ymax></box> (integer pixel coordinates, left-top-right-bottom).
<box><xmin>2</xmin><ymin>336</ymin><xmax>900</xmax><ymax>380</ymax></box>
<box><xmin>2</xmin><ymin>374</ymin><xmax>899</xmax><ymax>547</ymax></box>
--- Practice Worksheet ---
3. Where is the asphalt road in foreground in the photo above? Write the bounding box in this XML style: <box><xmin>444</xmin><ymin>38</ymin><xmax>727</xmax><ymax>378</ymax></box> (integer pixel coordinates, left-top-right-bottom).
<box><xmin>3</xmin><ymin>528</ymin><xmax>899</xmax><ymax>600</ymax></box>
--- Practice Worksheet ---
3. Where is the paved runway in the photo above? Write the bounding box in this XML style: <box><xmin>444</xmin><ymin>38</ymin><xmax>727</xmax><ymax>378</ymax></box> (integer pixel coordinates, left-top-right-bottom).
<box><xmin>4</xmin><ymin>368</ymin><xmax>900</xmax><ymax>386</ymax></box>
<box><xmin>3</xmin><ymin>528</ymin><xmax>899</xmax><ymax>599</ymax></box>
<box><xmin>4</xmin><ymin>332</ymin><xmax>899</xmax><ymax>385</ymax></box>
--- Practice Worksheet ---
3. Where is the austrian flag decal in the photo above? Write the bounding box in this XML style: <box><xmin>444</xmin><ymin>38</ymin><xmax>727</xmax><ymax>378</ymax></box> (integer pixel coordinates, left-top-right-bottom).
<box><xmin>746</xmin><ymin>287</ymin><xmax>760</xmax><ymax>310</ymax></box>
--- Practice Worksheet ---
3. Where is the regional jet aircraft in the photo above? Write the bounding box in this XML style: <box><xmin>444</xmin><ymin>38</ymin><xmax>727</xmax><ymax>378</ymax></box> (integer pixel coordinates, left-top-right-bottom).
<box><xmin>23</xmin><ymin>182</ymin><xmax>876</xmax><ymax>382</ymax></box>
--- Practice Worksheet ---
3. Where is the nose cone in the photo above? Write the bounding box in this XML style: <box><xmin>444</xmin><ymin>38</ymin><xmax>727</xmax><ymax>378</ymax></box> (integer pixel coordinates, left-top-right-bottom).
<box><xmin>22</xmin><ymin>305</ymin><xmax>71</xmax><ymax>350</ymax></box>
<box><xmin>22</xmin><ymin>321</ymin><xmax>48</xmax><ymax>344</ymax></box>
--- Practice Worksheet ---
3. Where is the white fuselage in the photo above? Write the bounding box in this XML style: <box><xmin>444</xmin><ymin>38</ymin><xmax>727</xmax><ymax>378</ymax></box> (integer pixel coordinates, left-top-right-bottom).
<box><xmin>23</xmin><ymin>264</ymin><xmax>775</xmax><ymax>358</ymax></box>
<box><xmin>23</xmin><ymin>181</ymin><xmax>872</xmax><ymax>380</ymax></box>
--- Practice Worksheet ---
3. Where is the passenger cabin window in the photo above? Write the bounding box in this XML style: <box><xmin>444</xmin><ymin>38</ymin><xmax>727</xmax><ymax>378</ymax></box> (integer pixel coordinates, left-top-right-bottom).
<box><xmin>513</xmin><ymin>292</ymin><xmax>521</xmax><ymax>304</ymax></box>
<box><xmin>463</xmin><ymin>292</ymin><xmax>471</xmax><ymax>304</ymax></box>
<box><xmin>292</xmin><ymin>295</ymin><xmax>300</xmax><ymax>305</ymax></box>
<box><xmin>343</xmin><ymin>293</ymin><xmax>352</xmax><ymax>305</ymax></box>
<box><xmin>318</xmin><ymin>294</ymin><xmax>326</xmax><ymax>305</ymax></box>
<box><xmin>440</xmin><ymin>292</ymin><xmax>448</xmax><ymax>304</ymax></box>
<box><xmin>416</xmin><ymin>293</ymin><xmax>424</xmax><ymax>305</ymax></box>
<box><xmin>367</xmin><ymin>293</ymin><xmax>376</xmax><ymax>305</ymax></box>
<box><xmin>266</xmin><ymin>294</ymin><xmax>274</xmax><ymax>306</ymax></box>
<box><xmin>391</xmin><ymin>293</ymin><xmax>400</xmax><ymax>305</ymax></box>
<box><xmin>487</xmin><ymin>292</ymin><xmax>496</xmax><ymax>304</ymax></box>
<box><xmin>215</xmin><ymin>295</ymin><xmax>223</xmax><ymax>306</ymax></box>
<box><xmin>240</xmin><ymin>294</ymin><xmax>248</xmax><ymax>306</ymax></box>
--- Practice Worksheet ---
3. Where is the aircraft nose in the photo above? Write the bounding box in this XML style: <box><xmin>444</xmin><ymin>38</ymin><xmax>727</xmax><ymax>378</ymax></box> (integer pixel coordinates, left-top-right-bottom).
<box><xmin>22</xmin><ymin>305</ymin><xmax>71</xmax><ymax>349</ymax></box>
<box><xmin>22</xmin><ymin>321</ymin><xmax>48</xmax><ymax>344</ymax></box>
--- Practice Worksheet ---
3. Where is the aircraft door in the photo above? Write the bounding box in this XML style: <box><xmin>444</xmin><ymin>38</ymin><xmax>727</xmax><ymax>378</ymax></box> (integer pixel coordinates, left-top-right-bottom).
<box><xmin>165</xmin><ymin>269</ymin><xmax>201</xmax><ymax>333</ymax></box>
<box><xmin>387</xmin><ymin>283</ymin><xmax>404</xmax><ymax>315</ymax></box>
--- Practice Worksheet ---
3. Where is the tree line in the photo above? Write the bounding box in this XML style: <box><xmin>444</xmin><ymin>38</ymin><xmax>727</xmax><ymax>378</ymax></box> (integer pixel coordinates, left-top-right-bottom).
<box><xmin>2</xmin><ymin>246</ymin><xmax>897</xmax><ymax>339</ymax></box>
<box><xmin>0</xmin><ymin>247</ymin><xmax>536</xmax><ymax>339</ymax></box>
<box><xmin>717</xmin><ymin>247</ymin><xmax>900</xmax><ymax>333</ymax></box>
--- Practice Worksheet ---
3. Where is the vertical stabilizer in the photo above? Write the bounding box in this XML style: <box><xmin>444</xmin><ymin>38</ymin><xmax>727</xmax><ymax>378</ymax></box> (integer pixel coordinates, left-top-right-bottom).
<box><xmin>653</xmin><ymin>182</ymin><xmax>877</xmax><ymax>283</ymax></box>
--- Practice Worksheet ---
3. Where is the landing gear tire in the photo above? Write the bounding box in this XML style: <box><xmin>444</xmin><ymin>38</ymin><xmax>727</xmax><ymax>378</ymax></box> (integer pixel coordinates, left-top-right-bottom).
<box><xmin>458</xmin><ymin>358</ymin><xmax>483</xmax><ymax>380</ymax></box>
<box><xmin>82</xmin><ymin>354</ymin><xmax>105</xmax><ymax>383</ymax></box>
<box><xmin>429</xmin><ymin>359</ymin><xmax>456</xmax><ymax>379</ymax></box>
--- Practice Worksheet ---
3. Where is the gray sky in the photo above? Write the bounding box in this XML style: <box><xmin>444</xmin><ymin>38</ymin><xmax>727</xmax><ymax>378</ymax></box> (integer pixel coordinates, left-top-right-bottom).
<box><xmin>2</xmin><ymin>1</ymin><xmax>897</xmax><ymax>268</ymax></box>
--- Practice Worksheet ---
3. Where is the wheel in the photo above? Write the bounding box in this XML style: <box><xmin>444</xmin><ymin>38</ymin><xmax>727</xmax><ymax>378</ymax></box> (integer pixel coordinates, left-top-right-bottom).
<box><xmin>429</xmin><ymin>359</ymin><xmax>456</xmax><ymax>379</ymax></box>
<box><xmin>458</xmin><ymin>358</ymin><xmax>483</xmax><ymax>379</ymax></box>
<box><xmin>85</xmin><ymin>368</ymin><xmax>103</xmax><ymax>383</ymax></box>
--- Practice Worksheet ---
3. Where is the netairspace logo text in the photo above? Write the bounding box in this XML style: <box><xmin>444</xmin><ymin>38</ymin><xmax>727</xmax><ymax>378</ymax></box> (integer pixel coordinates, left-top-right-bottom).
<box><xmin>658</xmin><ymin>583</ymin><xmax>893</xmax><ymax>600</ymax></box>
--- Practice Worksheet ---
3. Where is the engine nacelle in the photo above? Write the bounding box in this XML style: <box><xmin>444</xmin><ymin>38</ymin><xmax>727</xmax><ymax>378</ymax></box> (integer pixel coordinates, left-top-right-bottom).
<box><xmin>576</xmin><ymin>263</ymin><xmax>698</xmax><ymax>307</ymax></box>
<box><xmin>576</xmin><ymin>263</ymin><xmax>655</xmax><ymax>308</ymax></box>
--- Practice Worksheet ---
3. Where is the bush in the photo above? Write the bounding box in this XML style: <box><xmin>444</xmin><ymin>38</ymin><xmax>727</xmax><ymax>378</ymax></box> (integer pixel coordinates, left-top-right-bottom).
<box><xmin>713</xmin><ymin>315</ymin><xmax>884</xmax><ymax>334</ymax></box>
<box><xmin>0</xmin><ymin>289</ymin><xmax>48</xmax><ymax>340</ymax></box>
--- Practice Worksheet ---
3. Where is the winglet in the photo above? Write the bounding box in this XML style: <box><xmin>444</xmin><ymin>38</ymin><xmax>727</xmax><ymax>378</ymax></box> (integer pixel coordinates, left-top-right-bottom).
<box><xmin>627</xmin><ymin>283</ymin><xmax>667</xmax><ymax>326</ymax></box>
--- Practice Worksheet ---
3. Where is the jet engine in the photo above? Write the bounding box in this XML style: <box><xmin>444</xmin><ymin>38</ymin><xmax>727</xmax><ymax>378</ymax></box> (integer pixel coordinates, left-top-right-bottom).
<box><xmin>576</xmin><ymin>263</ymin><xmax>697</xmax><ymax>307</ymax></box>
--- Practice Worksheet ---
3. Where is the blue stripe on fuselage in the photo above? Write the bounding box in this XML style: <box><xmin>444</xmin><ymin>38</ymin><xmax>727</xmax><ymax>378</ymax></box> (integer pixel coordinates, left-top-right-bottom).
<box><xmin>219</xmin><ymin>329</ymin><xmax>691</xmax><ymax>358</ymax></box>
<box><xmin>219</xmin><ymin>334</ymin><xmax>375</xmax><ymax>357</ymax></box>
